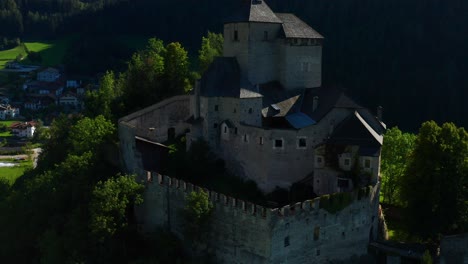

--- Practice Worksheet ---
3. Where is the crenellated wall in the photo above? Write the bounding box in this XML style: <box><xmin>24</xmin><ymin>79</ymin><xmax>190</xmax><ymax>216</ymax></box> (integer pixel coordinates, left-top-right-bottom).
<box><xmin>138</xmin><ymin>172</ymin><xmax>380</xmax><ymax>264</ymax></box>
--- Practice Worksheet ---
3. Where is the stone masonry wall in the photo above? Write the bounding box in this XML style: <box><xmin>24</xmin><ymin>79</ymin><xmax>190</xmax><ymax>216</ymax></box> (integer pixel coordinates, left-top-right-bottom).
<box><xmin>139</xmin><ymin>172</ymin><xmax>380</xmax><ymax>264</ymax></box>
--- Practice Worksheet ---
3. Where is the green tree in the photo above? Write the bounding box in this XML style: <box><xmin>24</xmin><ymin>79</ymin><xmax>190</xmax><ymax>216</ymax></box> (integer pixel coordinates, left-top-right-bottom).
<box><xmin>85</xmin><ymin>71</ymin><xmax>123</xmax><ymax>120</ymax></box>
<box><xmin>164</xmin><ymin>42</ymin><xmax>191</xmax><ymax>93</ymax></box>
<box><xmin>401</xmin><ymin>121</ymin><xmax>468</xmax><ymax>237</ymax></box>
<box><xmin>123</xmin><ymin>38</ymin><xmax>166</xmax><ymax>111</ymax></box>
<box><xmin>89</xmin><ymin>174</ymin><xmax>144</xmax><ymax>242</ymax></box>
<box><xmin>198</xmin><ymin>31</ymin><xmax>223</xmax><ymax>74</ymax></box>
<box><xmin>380</xmin><ymin>127</ymin><xmax>416</xmax><ymax>205</ymax></box>
<box><xmin>183</xmin><ymin>190</ymin><xmax>213</xmax><ymax>240</ymax></box>
<box><xmin>68</xmin><ymin>115</ymin><xmax>115</xmax><ymax>155</ymax></box>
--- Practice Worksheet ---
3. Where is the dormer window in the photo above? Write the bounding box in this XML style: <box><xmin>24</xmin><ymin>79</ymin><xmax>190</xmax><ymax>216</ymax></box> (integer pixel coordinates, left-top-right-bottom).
<box><xmin>234</xmin><ymin>30</ymin><xmax>239</xmax><ymax>41</ymax></box>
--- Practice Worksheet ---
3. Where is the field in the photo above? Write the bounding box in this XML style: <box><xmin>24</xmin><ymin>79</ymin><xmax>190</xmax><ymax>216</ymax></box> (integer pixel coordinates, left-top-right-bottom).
<box><xmin>0</xmin><ymin>45</ymin><xmax>27</xmax><ymax>68</ymax></box>
<box><xmin>0</xmin><ymin>159</ymin><xmax>32</xmax><ymax>184</ymax></box>
<box><xmin>0</xmin><ymin>36</ymin><xmax>75</xmax><ymax>69</ymax></box>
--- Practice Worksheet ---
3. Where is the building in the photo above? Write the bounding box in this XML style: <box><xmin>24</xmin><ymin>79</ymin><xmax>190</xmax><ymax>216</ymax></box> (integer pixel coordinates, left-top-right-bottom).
<box><xmin>0</xmin><ymin>104</ymin><xmax>20</xmax><ymax>120</ymax></box>
<box><xmin>11</xmin><ymin>121</ymin><xmax>36</xmax><ymax>138</ymax></box>
<box><xmin>37</xmin><ymin>67</ymin><xmax>60</xmax><ymax>82</ymax></box>
<box><xmin>119</xmin><ymin>1</ymin><xmax>384</xmax><ymax>263</ymax></box>
<box><xmin>58</xmin><ymin>93</ymin><xmax>80</xmax><ymax>107</ymax></box>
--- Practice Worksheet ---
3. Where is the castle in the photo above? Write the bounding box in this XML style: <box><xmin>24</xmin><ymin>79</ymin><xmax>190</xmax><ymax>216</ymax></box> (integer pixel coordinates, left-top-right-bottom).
<box><xmin>119</xmin><ymin>0</ymin><xmax>384</xmax><ymax>262</ymax></box>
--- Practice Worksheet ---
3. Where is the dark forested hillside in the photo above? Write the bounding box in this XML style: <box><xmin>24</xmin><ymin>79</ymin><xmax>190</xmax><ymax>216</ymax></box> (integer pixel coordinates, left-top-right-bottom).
<box><xmin>1</xmin><ymin>0</ymin><xmax>467</xmax><ymax>130</ymax></box>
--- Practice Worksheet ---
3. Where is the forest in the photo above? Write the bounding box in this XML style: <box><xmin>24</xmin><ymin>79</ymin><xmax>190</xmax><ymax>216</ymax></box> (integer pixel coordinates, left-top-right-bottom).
<box><xmin>0</xmin><ymin>0</ymin><xmax>467</xmax><ymax>131</ymax></box>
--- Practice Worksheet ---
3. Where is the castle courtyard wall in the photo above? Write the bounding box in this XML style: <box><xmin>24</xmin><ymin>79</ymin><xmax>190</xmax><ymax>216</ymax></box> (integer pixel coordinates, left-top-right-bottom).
<box><xmin>139</xmin><ymin>173</ymin><xmax>380</xmax><ymax>264</ymax></box>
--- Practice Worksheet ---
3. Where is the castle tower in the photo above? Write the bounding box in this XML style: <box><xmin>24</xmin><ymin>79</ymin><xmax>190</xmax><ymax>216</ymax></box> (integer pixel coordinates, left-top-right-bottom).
<box><xmin>223</xmin><ymin>0</ymin><xmax>324</xmax><ymax>89</ymax></box>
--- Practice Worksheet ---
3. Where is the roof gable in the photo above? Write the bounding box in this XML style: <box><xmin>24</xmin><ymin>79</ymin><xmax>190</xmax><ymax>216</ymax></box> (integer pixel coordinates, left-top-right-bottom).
<box><xmin>225</xmin><ymin>0</ymin><xmax>282</xmax><ymax>24</ymax></box>
<box><xmin>329</xmin><ymin>111</ymin><xmax>383</xmax><ymax>147</ymax></box>
<box><xmin>275</xmin><ymin>13</ymin><xmax>324</xmax><ymax>39</ymax></box>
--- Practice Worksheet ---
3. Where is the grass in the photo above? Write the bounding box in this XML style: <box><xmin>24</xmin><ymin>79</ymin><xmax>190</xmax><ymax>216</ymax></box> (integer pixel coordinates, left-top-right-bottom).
<box><xmin>0</xmin><ymin>45</ymin><xmax>27</xmax><ymax>68</ymax></box>
<box><xmin>0</xmin><ymin>158</ymin><xmax>32</xmax><ymax>185</ymax></box>
<box><xmin>0</xmin><ymin>36</ymin><xmax>76</xmax><ymax>69</ymax></box>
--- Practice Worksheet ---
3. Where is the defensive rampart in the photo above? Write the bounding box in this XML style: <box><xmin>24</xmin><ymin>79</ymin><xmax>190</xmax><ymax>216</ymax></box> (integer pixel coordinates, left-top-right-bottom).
<box><xmin>137</xmin><ymin>172</ymin><xmax>380</xmax><ymax>264</ymax></box>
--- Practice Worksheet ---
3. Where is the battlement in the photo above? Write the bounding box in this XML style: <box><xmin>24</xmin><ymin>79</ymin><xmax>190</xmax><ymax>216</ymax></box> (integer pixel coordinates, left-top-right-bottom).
<box><xmin>147</xmin><ymin>171</ymin><xmax>379</xmax><ymax>222</ymax></box>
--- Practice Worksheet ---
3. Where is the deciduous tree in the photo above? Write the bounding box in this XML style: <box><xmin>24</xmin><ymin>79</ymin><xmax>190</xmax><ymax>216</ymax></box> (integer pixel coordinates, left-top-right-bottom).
<box><xmin>198</xmin><ymin>31</ymin><xmax>223</xmax><ymax>74</ymax></box>
<box><xmin>380</xmin><ymin>127</ymin><xmax>416</xmax><ymax>205</ymax></box>
<box><xmin>401</xmin><ymin>121</ymin><xmax>468</xmax><ymax>237</ymax></box>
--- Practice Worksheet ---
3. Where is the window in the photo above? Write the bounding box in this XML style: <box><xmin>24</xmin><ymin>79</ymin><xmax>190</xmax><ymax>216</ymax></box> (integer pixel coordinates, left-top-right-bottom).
<box><xmin>344</xmin><ymin>158</ymin><xmax>351</xmax><ymax>166</ymax></box>
<box><xmin>234</xmin><ymin>127</ymin><xmax>238</xmax><ymax>134</ymax></box>
<box><xmin>213</xmin><ymin>123</ymin><xmax>218</xmax><ymax>128</ymax></box>
<box><xmin>314</xmin><ymin>227</ymin><xmax>320</xmax><ymax>241</ymax></box>
<box><xmin>243</xmin><ymin>134</ymin><xmax>249</xmax><ymax>143</ymax></box>
<box><xmin>233</xmin><ymin>108</ymin><xmax>236</xmax><ymax>113</ymax></box>
<box><xmin>316</xmin><ymin>249</ymin><xmax>320</xmax><ymax>256</ymax></box>
<box><xmin>284</xmin><ymin>236</ymin><xmax>290</xmax><ymax>247</ymax></box>
<box><xmin>234</xmin><ymin>30</ymin><xmax>239</xmax><ymax>41</ymax></box>
<box><xmin>248</xmin><ymin>108</ymin><xmax>253</xmax><ymax>114</ymax></box>
<box><xmin>224</xmin><ymin>126</ymin><xmax>228</xmax><ymax>133</ymax></box>
<box><xmin>274</xmin><ymin>139</ymin><xmax>283</xmax><ymax>148</ymax></box>
<box><xmin>263</xmin><ymin>31</ymin><xmax>268</xmax><ymax>41</ymax></box>
<box><xmin>298</xmin><ymin>138</ymin><xmax>307</xmax><ymax>148</ymax></box>
<box><xmin>364</xmin><ymin>159</ymin><xmax>371</xmax><ymax>168</ymax></box>
<box><xmin>317</xmin><ymin>157</ymin><xmax>323</xmax><ymax>163</ymax></box>
<box><xmin>293</xmin><ymin>38</ymin><xmax>298</xmax><ymax>44</ymax></box>
<box><xmin>214</xmin><ymin>105</ymin><xmax>219</xmax><ymax>111</ymax></box>
<box><xmin>259</xmin><ymin>137</ymin><xmax>264</xmax><ymax>145</ymax></box>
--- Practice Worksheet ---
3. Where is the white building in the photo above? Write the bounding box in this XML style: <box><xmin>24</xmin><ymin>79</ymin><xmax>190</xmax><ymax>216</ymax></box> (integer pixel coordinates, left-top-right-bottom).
<box><xmin>11</xmin><ymin>121</ymin><xmax>36</xmax><ymax>138</ymax></box>
<box><xmin>0</xmin><ymin>104</ymin><xmax>20</xmax><ymax>120</ymax></box>
<box><xmin>37</xmin><ymin>67</ymin><xmax>60</xmax><ymax>82</ymax></box>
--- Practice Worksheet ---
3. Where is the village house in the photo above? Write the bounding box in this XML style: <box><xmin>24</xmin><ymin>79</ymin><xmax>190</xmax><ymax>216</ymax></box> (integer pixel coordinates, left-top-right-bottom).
<box><xmin>58</xmin><ymin>92</ymin><xmax>80</xmax><ymax>108</ymax></box>
<box><xmin>37</xmin><ymin>67</ymin><xmax>60</xmax><ymax>82</ymax></box>
<box><xmin>0</xmin><ymin>104</ymin><xmax>20</xmax><ymax>120</ymax></box>
<box><xmin>11</xmin><ymin>121</ymin><xmax>36</xmax><ymax>138</ymax></box>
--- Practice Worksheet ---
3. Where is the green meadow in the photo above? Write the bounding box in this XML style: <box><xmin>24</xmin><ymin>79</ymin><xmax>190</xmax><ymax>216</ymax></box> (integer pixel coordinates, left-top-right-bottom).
<box><xmin>0</xmin><ymin>36</ymin><xmax>76</xmax><ymax>69</ymax></box>
<box><xmin>0</xmin><ymin>159</ymin><xmax>32</xmax><ymax>185</ymax></box>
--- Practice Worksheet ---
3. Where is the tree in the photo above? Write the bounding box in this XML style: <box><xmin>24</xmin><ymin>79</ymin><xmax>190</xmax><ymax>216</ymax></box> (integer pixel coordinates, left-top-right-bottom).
<box><xmin>164</xmin><ymin>42</ymin><xmax>191</xmax><ymax>93</ymax></box>
<box><xmin>380</xmin><ymin>127</ymin><xmax>416</xmax><ymax>205</ymax></box>
<box><xmin>198</xmin><ymin>31</ymin><xmax>223</xmax><ymax>74</ymax></box>
<box><xmin>85</xmin><ymin>71</ymin><xmax>123</xmax><ymax>120</ymax></box>
<box><xmin>89</xmin><ymin>174</ymin><xmax>144</xmax><ymax>242</ymax></box>
<box><xmin>68</xmin><ymin>115</ymin><xmax>115</xmax><ymax>155</ymax></box>
<box><xmin>401</xmin><ymin>121</ymin><xmax>468</xmax><ymax>237</ymax></box>
<box><xmin>183</xmin><ymin>190</ymin><xmax>213</xmax><ymax>240</ymax></box>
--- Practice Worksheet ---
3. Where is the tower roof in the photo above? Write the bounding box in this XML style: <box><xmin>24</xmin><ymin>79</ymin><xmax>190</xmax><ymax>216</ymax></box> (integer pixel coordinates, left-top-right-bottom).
<box><xmin>225</xmin><ymin>0</ymin><xmax>282</xmax><ymax>24</ymax></box>
<box><xmin>275</xmin><ymin>13</ymin><xmax>324</xmax><ymax>39</ymax></box>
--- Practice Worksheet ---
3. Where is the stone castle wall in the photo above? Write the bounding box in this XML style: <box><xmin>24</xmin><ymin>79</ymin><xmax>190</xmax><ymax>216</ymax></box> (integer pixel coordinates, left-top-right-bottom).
<box><xmin>138</xmin><ymin>172</ymin><xmax>380</xmax><ymax>264</ymax></box>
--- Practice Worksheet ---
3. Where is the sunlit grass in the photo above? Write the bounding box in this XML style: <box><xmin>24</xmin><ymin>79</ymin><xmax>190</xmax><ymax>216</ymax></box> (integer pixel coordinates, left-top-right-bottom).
<box><xmin>0</xmin><ymin>159</ymin><xmax>32</xmax><ymax>185</ymax></box>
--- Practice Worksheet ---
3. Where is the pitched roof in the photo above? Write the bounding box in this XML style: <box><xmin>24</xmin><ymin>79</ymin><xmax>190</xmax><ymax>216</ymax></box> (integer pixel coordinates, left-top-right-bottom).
<box><xmin>329</xmin><ymin>111</ymin><xmax>383</xmax><ymax>147</ymax></box>
<box><xmin>225</xmin><ymin>0</ymin><xmax>282</xmax><ymax>24</ymax></box>
<box><xmin>259</xmin><ymin>82</ymin><xmax>303</xmax><ymax>117</ymax></box>
<box><xmin>301</xmin><ymin>87</ymin><xmax>363</xmax><ymax>122</ymax></box>
<box><xmin>276</xmin><ymin>13</ymin><xmax>324</xmax><ymax>39</ymax></box>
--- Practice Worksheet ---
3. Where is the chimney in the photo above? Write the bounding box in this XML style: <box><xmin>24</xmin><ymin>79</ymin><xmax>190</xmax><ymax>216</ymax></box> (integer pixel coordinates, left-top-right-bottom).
<box><xmin>313</xmin><ymin>96</ymin><xmax>319</xmax><ymax>112</ymax></box>
<box><xmin>377</xmin><ymin>106</ymin><xmax>383</xmax><ymax>120</ymax></box>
